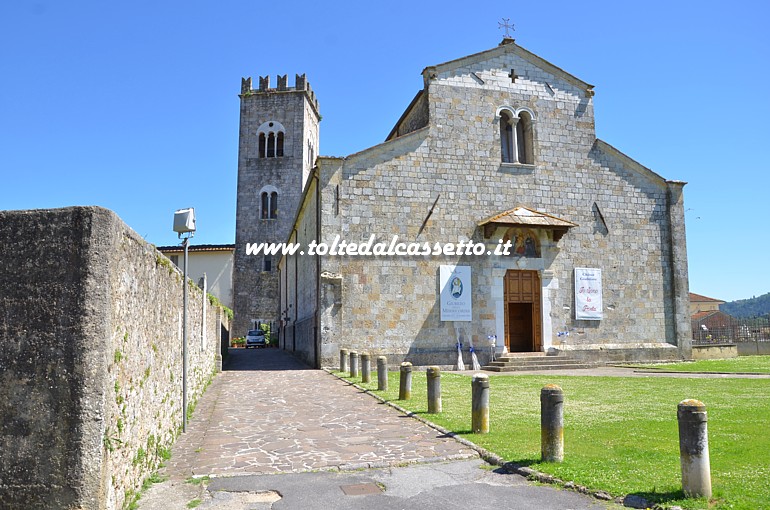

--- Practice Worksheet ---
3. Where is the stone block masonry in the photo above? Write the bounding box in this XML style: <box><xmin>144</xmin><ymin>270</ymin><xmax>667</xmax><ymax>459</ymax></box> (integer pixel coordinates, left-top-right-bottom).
<box><xmin>282</xmin><ymin>40</ymin><xmax>692</xmax><ymax>367</ymax></box>
<box><xmin>233</xmin><ymin>73</ymin><xmax>320</xmax><ymax>336</ymax></box>
<box><xmin>0</xmin><ymin>206</ymin><xmax>225</xmax><ymax>510</ymax></box>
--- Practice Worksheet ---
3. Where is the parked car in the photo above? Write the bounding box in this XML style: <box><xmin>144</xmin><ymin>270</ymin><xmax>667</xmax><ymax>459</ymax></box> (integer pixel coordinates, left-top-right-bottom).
<box><xmin>245</xmin><ymin>329</ymin><xmax>266</xmax><ymax>348</ymax></box>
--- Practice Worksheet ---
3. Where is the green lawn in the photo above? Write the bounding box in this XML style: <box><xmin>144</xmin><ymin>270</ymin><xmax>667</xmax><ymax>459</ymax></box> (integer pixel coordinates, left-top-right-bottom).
<box><xmin>633</xmin><ymin>355</ymin><xmax>770</xmax><ymax>374</ymax></box>
<box><xmin>337</xmin><ymin>370</ymin><xmax>770</xmax><ymax>509</ymax></box>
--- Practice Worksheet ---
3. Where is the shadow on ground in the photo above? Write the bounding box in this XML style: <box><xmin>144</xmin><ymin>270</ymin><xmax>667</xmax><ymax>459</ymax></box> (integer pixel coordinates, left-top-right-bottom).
<box><xmin>223</xmin><ymin>347</ymin><xmax>311</xmax><ymax>371</ymax></box>
<box><xmin>624</xmin><ymin>489</ymin><xmax>689</xmax><ymax>507</ymax></box>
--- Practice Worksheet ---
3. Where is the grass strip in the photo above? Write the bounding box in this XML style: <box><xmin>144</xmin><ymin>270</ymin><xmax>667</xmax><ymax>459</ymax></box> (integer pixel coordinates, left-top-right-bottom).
<box><xmin>336</xmin><ymin>369</ymin><xmax>770</xmax><ymax>510</ymax></box>
<box><xmin>631</xmin><ymin>355</ymin><xmax>770</xmax><ymax>374</ymax></box>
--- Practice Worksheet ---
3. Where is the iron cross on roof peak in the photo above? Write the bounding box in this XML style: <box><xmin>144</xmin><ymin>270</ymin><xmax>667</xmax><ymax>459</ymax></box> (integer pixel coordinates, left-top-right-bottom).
<box><xmin>498</xmin><ymin>18</ymin><xmax>515</xmax><ymax>39</ymax></box>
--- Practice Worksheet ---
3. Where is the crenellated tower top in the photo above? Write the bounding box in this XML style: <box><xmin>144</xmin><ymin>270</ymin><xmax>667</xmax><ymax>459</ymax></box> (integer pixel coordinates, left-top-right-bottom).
<box><xmin>240</xmin><ymin>73</ymin><xmax>320</xmax><ymax>115</ymax></box>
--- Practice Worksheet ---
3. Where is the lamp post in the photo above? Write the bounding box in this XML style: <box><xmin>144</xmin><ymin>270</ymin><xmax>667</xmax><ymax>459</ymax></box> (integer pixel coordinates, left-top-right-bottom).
<box><xmin>173</xmin><ymin>208</ymin><xmax>196</xmax><ymax>433</ymax></box>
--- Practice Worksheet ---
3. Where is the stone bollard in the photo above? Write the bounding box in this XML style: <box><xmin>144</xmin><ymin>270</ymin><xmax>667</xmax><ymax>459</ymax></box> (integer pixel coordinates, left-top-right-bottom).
<box><xmin>471</xmin><ymin>373</ymin><xmax>489</xmax><ymax>434</ymax></box>
<box><xmin>349</xmin><ymin>351</ymin><xmax>359</xmax><ymax>378</ymax></box>
<box><xmin>399</xmin><ymin>362</ymin><xmax>412</xmax><ymax>400</ymax></box>
<box><xmin>540</xmin><ymin>384</ymin><xmax>564</xmax><ymax>463</ymax></box>
<box><xmin>427</xmin><ymin>366</ymin><xmax>442</xmax><ymax>413</ymax></box>
<box><xmin>678</xmin><ymin>399</ymin><xmax>712</xmax><ymax>498</ymax></box>
<box><xmin>377</xmin><ymin>356</ymin><xmax>388</xmax><ymax>391</ymax></box>
<box><xmin>361</xmin><ymin>353</ymin><xmax>371</xmax><ymax>383</ymax></box>
<box><xmin>340</xmin><ymin>348</ymin><xmax>349</xmax><ymax>373</ymax></box>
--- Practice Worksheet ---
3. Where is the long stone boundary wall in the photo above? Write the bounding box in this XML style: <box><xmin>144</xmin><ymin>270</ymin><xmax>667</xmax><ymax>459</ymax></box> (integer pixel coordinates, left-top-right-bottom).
<box><xmin>736</xmin><ymin>341</ymin><xmax>770</xmax><ymax>356</ymax></box>
<box><xmin>0</xmin><ymin>206</ymin><xmax>227</xmax><ymax>509</ymax></box>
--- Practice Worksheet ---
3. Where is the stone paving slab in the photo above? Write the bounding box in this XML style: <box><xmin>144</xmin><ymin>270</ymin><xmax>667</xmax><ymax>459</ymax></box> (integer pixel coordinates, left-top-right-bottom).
<box><xmin>160</xmin><ymin>349</ymin><xmax>477</xmax><ymax>480</ymax></box>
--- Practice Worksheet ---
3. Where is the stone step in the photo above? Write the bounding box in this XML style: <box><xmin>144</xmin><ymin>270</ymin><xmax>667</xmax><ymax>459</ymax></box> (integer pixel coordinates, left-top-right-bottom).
<box><xmin>481</xmin><ymin>355</ymin><xmax>599</xmax><ymax>372</ymax></box>
<box><xmin>485</xmin><ymin>359</ymin><xmax>588</xmax><ymax>368</ymax></box>
<box><xmin>493</xmin><ymin>356</ymin><xmax>582</xmax><ymax>364</ymax></box>
<box><xmin>482</xmin><ymin>362</ymin><xmax>595</xmax><ymax>372</ymax></box>
<box><xmin>496</xmin><ymin>352</ymin><xmax>547</xmax><ymax>358</ymax></box>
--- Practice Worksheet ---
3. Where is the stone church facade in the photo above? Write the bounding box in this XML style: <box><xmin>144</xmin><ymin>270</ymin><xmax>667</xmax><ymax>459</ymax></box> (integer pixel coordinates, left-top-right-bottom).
<box><xmin>237</xmin><ymin>39</ymin><xmax>692</xmax><ymax>368</ymax></box>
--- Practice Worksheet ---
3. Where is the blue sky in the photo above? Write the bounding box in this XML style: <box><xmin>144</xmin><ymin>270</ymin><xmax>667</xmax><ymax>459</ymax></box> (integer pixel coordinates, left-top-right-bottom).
<box><xmin>1</xmin><ymin>1</ymin><xmax>768</xmax><ymax>302</ymax></box>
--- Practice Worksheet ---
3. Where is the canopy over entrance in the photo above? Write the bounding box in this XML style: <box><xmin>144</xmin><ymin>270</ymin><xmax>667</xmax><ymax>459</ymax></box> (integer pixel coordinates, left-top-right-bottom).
<box><xmin>478</xmin><ymin>206</ymin><xmax>578</xmax><ymax>242</ymax></box>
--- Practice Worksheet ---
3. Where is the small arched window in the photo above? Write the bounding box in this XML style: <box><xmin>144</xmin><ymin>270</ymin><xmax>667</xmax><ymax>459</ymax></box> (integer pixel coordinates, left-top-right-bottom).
<box><xmin>259</xmin><ymin>186</ymin><xmax>279</xmax><ymax>220</ymax></box>
<box><xmin>261</xmin><ymin>192</ymin><xmax>270</xmax><ymax>219</ymax></box>
<box><xmin>498</xmin><ymin>107</ymin><xmax>535</xmax><ymax>165</ymax></box>
<box><xmin>258</xmin><ymin>133</ymin><xmax>266</xmax><ymax>158</ymax></box>
<box><xmin>270</xmin><ymin>191</ymin><xmax>278</xmax><ymax>219</ymax></box>
<box><xmin>257</xmin><ymin>121</ymin><xmax>286</xmax><ymax>159</ymax></box>
<box><xmin>307</xmin><ymin>140</ymin><xmax>316</xmax><ymax>169</ymax></box>
<box><xmin>500</xmin><ymin>111</ymin><xmax>515</xmax><ymax>163</ymax></box>
<box><xmin>517</xmin><ymin>110</ymin><xmax>534</xmax><ymax>165</ymax></box>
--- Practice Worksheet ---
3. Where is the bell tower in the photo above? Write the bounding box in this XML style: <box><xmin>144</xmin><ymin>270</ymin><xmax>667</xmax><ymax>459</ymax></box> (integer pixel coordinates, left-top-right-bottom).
<box><xmin>232</xmin><ymin>74</ymin><xmax>320</xmax><ymax>336</ymax></box>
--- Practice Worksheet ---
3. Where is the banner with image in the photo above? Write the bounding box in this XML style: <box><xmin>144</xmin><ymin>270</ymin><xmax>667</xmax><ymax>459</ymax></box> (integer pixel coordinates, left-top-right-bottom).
<box><xmin>440</xmin><ymin>265</ymin><xmax>472</xmax><ymax>321</ymax></box>
<box><xmin>575</xmin><ymin>267</ymin><xmax>603</xmax><ymax>320</ymax></box>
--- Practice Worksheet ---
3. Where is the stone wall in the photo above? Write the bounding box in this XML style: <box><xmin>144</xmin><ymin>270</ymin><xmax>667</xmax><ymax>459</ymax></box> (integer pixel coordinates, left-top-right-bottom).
<box><xmin>280</xmin><ymin>174</ymin><xmax>320</xmax><ymax>366</ymax></box>
<box><xmin>736</xmin><ymin>341</ymin><xmax>770</xmax><ymax>356</ymax></box>
<box><xmin>0</xmin><ymin>206</ymin><xmax>224</xmax><ymax>509</ymax></box>
<box><xmin>691</xmin><ymin>344</ymin><xmax>738</xmax><ymax>360</ymax></box>
<box><xmin>389</xmin><ymin>91</ymin><xmax>429</xmax><ymax>139</ymax></box>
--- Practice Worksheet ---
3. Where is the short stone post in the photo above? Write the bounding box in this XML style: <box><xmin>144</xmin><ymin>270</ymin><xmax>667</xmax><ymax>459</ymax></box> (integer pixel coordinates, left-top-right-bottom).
<box><xmin>349</xmin><ymin>351</ymin><xmax>359</xmax><ymax>378</ymax></box>
<box><xmin>678</xmin><ymin>399</ymin><xmax>712</xmax><ymax>498</ymax></box>
<box><xmin>471</xmin><ymin>373</ymin><xmax>489</xmax><ymax>434</ymax></box>
<box><xmin>361</xmin><ymin>353</ymin><xmax>371</xmax><ymax>383</ymax></box>
<box><xmin>399</xmin><ymin>362</ymin><xmax>412</xmax><ymax>400</ymax></box>
<box><xmin>540</xmin><ymin>384</ymin><xmax>564</xmax><ymax>463</ymax></box>
<box><xmin>377</xmin><ymin>356</ymin><xmax>388</xmax><ymax>391</ymax></box>
<box><xmin>427</xmin><ymin>366</ymin><xmax>442</xmax><ymax>413</ymax></box>
<box><xmin>340</xmin><ymin>348</ymin><xmax>349</xmax><ymax>373</ymax></box>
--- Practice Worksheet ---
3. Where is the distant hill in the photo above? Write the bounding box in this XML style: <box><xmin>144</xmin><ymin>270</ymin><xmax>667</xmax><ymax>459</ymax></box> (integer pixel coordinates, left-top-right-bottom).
<box><xmin>721</xmin><ymin>292</ymin><xmax>770</xmax><ymax>318</ymax></box>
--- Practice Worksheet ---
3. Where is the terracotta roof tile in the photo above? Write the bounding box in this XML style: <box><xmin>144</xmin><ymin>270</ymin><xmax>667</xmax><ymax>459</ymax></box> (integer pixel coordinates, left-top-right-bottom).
<box><xmin>689</xmin><ymin>292</ymin><xmax>724</xmax><ymax>303</ymax></box>
<box><xmin>157</xmin><ymin>243</ymin><xmax>234</xmax><ymax>254</ymax></box>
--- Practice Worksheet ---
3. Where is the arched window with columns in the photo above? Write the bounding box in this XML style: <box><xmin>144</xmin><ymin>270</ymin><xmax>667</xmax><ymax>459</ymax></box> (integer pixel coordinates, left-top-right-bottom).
<box><xmin>259</xmin><ymin>185</ymin><xmax>279</xmax><ymax>219</ymax></box>
<box><xmin>257</xmin><ymin>121</ymin><xmax>286</xmax><ymax>159</ymax></box>
<box><xmin>497</xmin><ymin>107</ymin><xmax>535</xmax><ymax>165</ymax></box>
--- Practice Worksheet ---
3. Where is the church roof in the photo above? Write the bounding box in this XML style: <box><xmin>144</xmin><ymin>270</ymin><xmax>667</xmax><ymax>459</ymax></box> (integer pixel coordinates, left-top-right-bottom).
<box><xmin>477</xmin><ymin>206</ymin><xmax>577</xmax><ymax>240</ymax></box>
<box><xmin>423</xmin><ymin>38</ymin><xmax>594</xmax><ymax>96</ymax></box>
<box><xmin>593</xmin><ymin>139</ymin><xmax>670</xmax><ymax>187</ymax></box>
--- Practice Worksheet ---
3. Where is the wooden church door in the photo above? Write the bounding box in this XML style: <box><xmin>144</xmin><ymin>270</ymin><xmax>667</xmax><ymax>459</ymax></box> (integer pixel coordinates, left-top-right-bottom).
<box><xmin>503</xmin><ymin>270</ymin><xmax>542</xmax><ymax>352</ymax></box>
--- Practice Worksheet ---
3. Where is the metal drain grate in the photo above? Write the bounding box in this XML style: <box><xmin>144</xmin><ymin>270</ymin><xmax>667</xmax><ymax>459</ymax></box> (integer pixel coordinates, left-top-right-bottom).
<box><xmin>339</xmin><ymin>483</ymin><xmax>383</xmax><ymax>496</ymax></box>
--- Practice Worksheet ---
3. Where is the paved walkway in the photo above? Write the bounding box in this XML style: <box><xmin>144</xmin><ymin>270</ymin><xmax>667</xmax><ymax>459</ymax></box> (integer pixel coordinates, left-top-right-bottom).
<box><xmin>139</xmin><ymin>349</ymin><xmax>621</xmax><ymax>509</ymax></box>
<box><xmin>161</xmin><ymin>348</ymin><xmax>476</xmax><ymax>479</ymax></box>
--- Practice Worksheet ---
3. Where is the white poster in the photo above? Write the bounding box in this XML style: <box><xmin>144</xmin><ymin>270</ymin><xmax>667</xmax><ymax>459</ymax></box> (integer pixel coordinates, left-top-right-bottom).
<box><xmin>575</xmin><ymin>268</ymin><xmax>603</xmax><ymax>320</ymax></box>
<box><xmin>440</xmin><ymin>265</ymin><xmax>472</xmax><ymax>321</ymax></box>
